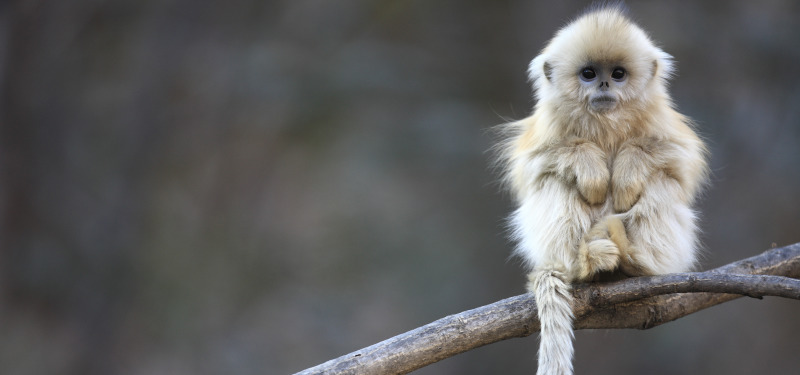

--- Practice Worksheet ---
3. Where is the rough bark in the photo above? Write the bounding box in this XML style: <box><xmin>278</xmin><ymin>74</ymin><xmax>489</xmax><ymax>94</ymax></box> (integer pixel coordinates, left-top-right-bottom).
<box><xmin>294</xmin><ymin>243</ymin><xmax>800</xmax><ymax>375</ymax></box>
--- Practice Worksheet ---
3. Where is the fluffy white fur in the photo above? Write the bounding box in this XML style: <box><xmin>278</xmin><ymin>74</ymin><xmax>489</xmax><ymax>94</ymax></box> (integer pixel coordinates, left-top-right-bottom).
<box><xmin>498</xmin><ymin>5</ymin><xmax>708</xmax><ymax>375</ymax></box>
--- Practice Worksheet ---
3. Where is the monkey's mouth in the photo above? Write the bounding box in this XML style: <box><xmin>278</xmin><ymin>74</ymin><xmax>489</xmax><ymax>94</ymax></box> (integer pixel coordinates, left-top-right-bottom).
<box><xmin>590</xmin><ymin>95</ymin><xmax>618</xmax><ymax>112</ymax></box>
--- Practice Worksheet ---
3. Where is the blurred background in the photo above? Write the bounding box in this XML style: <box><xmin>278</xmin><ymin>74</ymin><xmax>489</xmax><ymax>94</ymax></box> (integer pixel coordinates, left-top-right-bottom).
<box><xmin>2</xmin><ymin>1</ymin><xmax>799</xmax><ymax>374</ymax></box>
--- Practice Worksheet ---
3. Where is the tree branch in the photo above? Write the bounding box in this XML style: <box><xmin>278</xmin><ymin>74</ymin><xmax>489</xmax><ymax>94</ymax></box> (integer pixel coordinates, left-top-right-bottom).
<box><xmin>578</xmin><ymin>273</ymin><xmax>800</xmax><ymax>305</ymax></box>
<box><xmin>294</xmin><ymin>243</ymin><xmax>800</xmax><ymax>375</ymax></box>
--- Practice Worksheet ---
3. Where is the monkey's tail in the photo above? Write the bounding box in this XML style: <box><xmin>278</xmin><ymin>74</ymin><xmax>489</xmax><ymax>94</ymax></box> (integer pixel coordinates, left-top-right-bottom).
<box><xmin>529</xmin><ymin>268</ymin><xmax>575</xmax><ymax>375</ymax></box>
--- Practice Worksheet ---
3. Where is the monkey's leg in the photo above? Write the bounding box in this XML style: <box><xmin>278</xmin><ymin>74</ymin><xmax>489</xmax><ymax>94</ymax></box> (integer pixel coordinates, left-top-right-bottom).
<box><xmin>618</xmin><ymin>171</ymin><xmax>699</xmax><ymax>275</ymax></box>
<box><xmin>512</xmin><ymin>176</ymin><xmax>616</xmax><ymax>283</ymax></box>
<box><xmin>515</xmin><ymin>183</ymin><xmax>586</xmax><ymax>375</ymax></box>
<box><xmin>518</xmin><ymin>177</ymin><xmax>610</xmax><ymax>375</ymax></box>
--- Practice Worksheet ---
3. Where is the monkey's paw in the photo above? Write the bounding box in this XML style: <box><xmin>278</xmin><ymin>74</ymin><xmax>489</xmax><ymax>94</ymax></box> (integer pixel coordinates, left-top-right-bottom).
<box><xmin>611</xmin><ymin>139</ymin><xmax>655</xmax><ymax>212</ymax></box>
<box><xmin>612</xmin><ymin>182</ymin><xmax>642</xmax><ymax>212</ymax></box>
<box><xmin>577</xmin><ymin>216</ymin><xmax>633</xmax><ymax>280</ymax></box>
<box><xmin>577</xmin><ymin>176</ymin><xmax>609</xmax><ymax>206</ymax></box>
<box><xmin>561</xmin><ymin>138</ymin><xmax>609</xmax><ymax>205</ymax></box>
<box><xmin>577</xmin><ymin>235</ymin><xmax>620</xmax><ymax>281</ymax></box>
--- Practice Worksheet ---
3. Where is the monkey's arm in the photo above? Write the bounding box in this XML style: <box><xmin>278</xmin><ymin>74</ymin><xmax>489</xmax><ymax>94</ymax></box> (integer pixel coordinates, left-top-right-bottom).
<box><xmin>509</xmin><ymin>136</ymin><xmax>614</xmax><ymax>280</ymax></box>
<box><xmin>538</xmin><ymin>137</ymin><xmax>610</xmax><ymax>205</ymax></box>
<box><xmin>609</xmin><ymin>135</ymin><xmax>706</xmax><ymax>275</ymax></box>
<box><xmin>610</xmin><ymin>136</ymin><xmax>701</xmax><ymax>212</ymax></box>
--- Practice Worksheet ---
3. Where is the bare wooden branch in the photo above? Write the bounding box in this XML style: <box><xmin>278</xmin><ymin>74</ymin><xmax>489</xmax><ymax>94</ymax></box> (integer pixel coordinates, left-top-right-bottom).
<box><xmin>294</xmin><ymin>243</ymin><xmax>800</xmax><ymax>375</ymax></box>
<box><xmin>576</xmin><ymin>273</ymin><xmax>800</xmax><ymax>306</ymax></box>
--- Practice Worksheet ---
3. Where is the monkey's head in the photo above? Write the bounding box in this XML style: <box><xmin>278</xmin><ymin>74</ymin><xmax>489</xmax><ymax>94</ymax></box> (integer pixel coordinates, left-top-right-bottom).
<box><xmin>529</xmin><ymin>5</ymin><xmax>674</xmax><ymax>118</ymax></box>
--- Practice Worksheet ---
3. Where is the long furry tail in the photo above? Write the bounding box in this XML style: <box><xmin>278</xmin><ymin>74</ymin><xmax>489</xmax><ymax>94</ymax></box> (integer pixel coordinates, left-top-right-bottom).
<box><xmin>528</xmin><ymin>269</ymin><xmax>575</xmax><ymax>375</ymax></box>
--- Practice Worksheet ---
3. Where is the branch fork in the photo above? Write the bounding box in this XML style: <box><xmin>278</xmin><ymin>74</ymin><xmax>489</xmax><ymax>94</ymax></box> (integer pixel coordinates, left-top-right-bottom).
<box><xmin>296</xmin><ymin>243</ymin><xmax>800</xmax><ymax>375</ymax></box>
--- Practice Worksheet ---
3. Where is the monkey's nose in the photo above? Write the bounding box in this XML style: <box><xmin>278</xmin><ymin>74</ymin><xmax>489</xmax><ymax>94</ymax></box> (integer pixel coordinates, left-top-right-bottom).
<box><xmin>598</xmin><ymin>81</ymin><xmax>610</xmax><ymax>91</ymax></box>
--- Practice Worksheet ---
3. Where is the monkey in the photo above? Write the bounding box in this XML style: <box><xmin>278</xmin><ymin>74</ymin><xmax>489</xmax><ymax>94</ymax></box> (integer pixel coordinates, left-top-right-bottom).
<box><xmin>496</xmin><ymin>4</ymin><xmax>708</xmax><ymax>375</ymax></box>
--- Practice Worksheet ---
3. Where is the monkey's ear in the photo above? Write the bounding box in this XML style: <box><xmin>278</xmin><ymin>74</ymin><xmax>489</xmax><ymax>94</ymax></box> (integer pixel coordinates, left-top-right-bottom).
<box><xmin>527</xmin><ymin>55</ymin><xmax>550</xmax><ymax>84</ymax></box>
<box><xmin>543</xmin><ymin>61</ymin><xmax>553</xmax><ymax>82</ymax></box>
<box><xmin>651</xmin><ymin>60</ymin><xmax>658</xmax><ymax>79</ymax></box>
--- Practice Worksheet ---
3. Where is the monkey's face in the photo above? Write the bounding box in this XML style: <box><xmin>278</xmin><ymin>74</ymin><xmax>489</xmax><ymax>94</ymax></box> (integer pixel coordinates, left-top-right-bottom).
<box><xmin>537</xmin><ymin>53</ymin><xmax>662</xmax><ymax>119</ymax></box>
<box><xmin>530</xmin><ymin>11</ymin><xmax>674</xmax><ymax>119</ymax></box>
<box><xmin>537</xmin><ymin>53</ymin><xmax>659</xmax><ymax>118</ymax></box>
<box><xmin>578</xmin><ymin>63</ymin><xmax>628</xmax><ymax>113</ymax></box>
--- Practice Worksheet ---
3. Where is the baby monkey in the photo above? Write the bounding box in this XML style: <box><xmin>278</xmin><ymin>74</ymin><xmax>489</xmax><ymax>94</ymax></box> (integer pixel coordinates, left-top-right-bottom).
<box><xmin>498</xmin><ymin>5</ymin><xmax>708</xmax><ymax>375</ymax></box>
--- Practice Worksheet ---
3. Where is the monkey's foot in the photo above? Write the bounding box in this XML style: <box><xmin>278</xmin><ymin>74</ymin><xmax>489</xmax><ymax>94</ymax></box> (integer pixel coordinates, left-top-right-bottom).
<box><xmin>577</xmin><ymin>239</ymin><xmax>620</xmax><ymax>280</ymax></box>
<box><xmin>602</xmin><ymin>216</ymin><xmax>630</xmax><ymax>250</ymax></box>
<box><xmin>576</xmin><ymin>217</ymin><xmax>629</xmax><ymax>280</ymax></box>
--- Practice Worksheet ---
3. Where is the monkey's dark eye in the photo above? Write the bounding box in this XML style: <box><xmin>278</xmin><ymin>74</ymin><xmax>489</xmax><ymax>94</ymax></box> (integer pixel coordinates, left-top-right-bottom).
<box><xmin>580</xmin><ymin>68</ymin><xmax>596</xmax><ymax>81</ymax></box>
<box><xmin>611</xmin><ymin>68</ymin><xmax>626</xmax><ymax>80</ymax></box>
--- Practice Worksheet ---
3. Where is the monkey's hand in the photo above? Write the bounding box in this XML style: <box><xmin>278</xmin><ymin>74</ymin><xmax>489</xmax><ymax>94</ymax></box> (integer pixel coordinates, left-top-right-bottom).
<box><xmin>611</xmin><ymin>138</ymin><xmax>661</xmax><ymax>212</ymax></box>
<box><xmin>575</xmin><ymin>157</ymin><xmax>609</xmax><ymax>205</ymax></box>
<box><xmin>556</xmin><ymin>139</ymin><xmax>609</xmax><ymax>205</ymax></box>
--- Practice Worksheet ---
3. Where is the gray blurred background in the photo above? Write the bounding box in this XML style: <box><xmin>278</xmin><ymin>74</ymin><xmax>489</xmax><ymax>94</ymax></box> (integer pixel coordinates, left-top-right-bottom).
<box><xmin>1</xmin><ymin>1</ymin><xmax>799</xmax><ymax>374</ymax></box>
